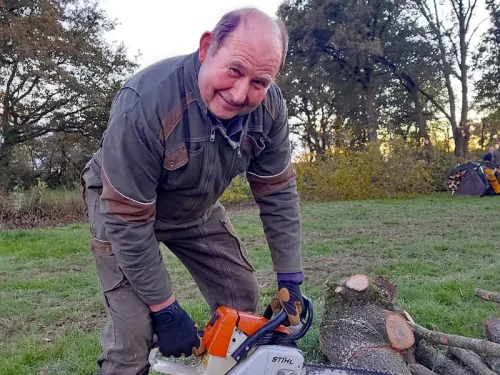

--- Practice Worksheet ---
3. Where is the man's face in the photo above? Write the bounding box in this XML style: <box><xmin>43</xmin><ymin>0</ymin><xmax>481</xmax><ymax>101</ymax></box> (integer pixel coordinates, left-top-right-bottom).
<box><xmin>197</xmin><ymin>22</ymin><xmax>282</xmax><ymax>120</ymax></box>
<box><xmin>490</xmin><ymin>147</ymin><xmax>495</xmax><ymax>153</ymax></box>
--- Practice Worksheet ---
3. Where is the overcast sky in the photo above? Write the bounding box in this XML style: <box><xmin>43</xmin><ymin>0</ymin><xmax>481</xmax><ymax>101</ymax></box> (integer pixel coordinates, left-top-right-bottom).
<box><xmin>101</xmin><ymin>0</ymin><xmax>283</xmax><ymax>70</ymax></box>
<box><xmin>101</xmin><ymin>0</ymin><xmax>489</xmax><ymax>73</ymax></box>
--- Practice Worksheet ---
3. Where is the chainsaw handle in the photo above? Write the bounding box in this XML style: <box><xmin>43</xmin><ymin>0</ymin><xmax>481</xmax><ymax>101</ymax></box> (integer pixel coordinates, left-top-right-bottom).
<box><xmin>231</xmin><ymin>295</ymin><xmax>313</xmax><ymax>362</ymax></box>
<box><xmin>231</xmin><ymin>309</ymin><xmax>288</xmax><ymax>361</ymax></box>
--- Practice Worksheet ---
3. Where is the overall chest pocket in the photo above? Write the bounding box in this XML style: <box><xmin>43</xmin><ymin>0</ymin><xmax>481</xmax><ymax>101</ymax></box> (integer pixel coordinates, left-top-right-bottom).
<box><xmin>241</xmin><ymin>133</ymin><xmax>267</xmax><ymax>158</ymax></box>
<box><xmin>162</xmin><ymin>143</ymin><xmax>204</xmax><ymax>190</ymax></box>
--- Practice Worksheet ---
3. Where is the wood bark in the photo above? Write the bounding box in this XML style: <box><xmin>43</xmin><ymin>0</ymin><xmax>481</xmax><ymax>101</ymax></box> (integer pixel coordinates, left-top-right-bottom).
<box><xmin>416</xmin><ymin>340</ymin><xmax>474</xmax><ymax>375</ymax></box>
<box><xmin>482</xmin><ymin>316</ymin><xmax>500</xmax><ymax>373</ymax></box>
<box><xmin>409</xmin><ymin>364</ymin><xmax>439</xmax><ymax>375</ymax></box>
<box><xmin>320</xmin><ymin>275</ymin><xmax>412</xmax><ymax>375</ymax></box>
<box><xmin>475</xmin><ymin>289</ymin><xmax>500</xmax><ymax>304</ymax></box>
<box><xmin>480</xmin><ymin>356</ymin><xmax>500</xmax><ymax>374</ymax></box>
<box><xmin>484</xmin><ymin>316</ymin><xmax>500</xmax><ymax>344</ymax></box>
<box><xmin>448</xmin><ymin>347</ymin><xmax>496</xmax><ymax>375</ymax></box>
<box><xmin>410</xmin><ymin>322</ymin><xmax>500</xmax><ymax>358</ymax></box>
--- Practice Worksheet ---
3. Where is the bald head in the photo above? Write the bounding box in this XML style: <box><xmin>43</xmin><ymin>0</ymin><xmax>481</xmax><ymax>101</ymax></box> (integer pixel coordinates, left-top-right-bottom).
<box><xmin>209</xmin><ymin>8</ymin><xmax>289</xmax><ymax>72</ymax></box>
<box><xmin>197</xmin><ymin>8</ymin><xmax>288</xmax><ymax>120</ymax></box>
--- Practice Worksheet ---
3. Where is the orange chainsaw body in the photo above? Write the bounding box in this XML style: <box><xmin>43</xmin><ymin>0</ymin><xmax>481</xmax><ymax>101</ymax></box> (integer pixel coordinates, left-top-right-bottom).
<box><xmin>202</xmin><ymin>307</ymin><xmax>291</xmax><ymax>357</ymax></box>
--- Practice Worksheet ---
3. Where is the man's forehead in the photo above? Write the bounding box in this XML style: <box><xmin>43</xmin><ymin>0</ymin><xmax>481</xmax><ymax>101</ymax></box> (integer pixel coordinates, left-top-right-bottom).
<box><xmin>222</xmin><ymin>25</ymin><xmax>282</xmax><ymax>68</ymax></box>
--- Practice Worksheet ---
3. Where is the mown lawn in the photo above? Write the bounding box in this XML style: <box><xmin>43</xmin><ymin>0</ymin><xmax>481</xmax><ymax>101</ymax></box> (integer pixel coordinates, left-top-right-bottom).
<box><xmin>1</xmin><ymin>194</ymin><xmax>500</xmax><ymax>374</ymax></box>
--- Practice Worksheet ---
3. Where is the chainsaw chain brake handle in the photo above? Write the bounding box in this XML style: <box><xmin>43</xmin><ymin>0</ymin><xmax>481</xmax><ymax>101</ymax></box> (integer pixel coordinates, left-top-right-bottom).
<box><xmin>231</xmin><ymin>295</ymin><xmax>313</xmax><ymax>362</ymax></box>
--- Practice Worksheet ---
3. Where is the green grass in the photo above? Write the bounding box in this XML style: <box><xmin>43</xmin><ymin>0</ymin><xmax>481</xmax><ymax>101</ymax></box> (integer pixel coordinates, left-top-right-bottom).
<box><xmin>1</xmin><ymin>193</ymin><xmax>500</xmax><ymax>374</ymax></box>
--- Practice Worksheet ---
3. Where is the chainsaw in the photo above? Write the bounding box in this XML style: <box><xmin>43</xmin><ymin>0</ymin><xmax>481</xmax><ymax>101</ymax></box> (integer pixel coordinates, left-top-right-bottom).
<box><xmin>149</xmin><ymin>296</ymin><xmax>391</xmax><ymax>375</ymax></box>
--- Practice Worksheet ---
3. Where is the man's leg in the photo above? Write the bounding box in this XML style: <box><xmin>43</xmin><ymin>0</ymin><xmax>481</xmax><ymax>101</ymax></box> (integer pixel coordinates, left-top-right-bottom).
<box><xmin>160</xmin><ymin>204</ymin><xmax>260</xmax><ymax>313</ymax></box>
<box><xmin>82</xmin><ymin>165</ymin><xmax>153</xmax><ymax>375</ymax></box>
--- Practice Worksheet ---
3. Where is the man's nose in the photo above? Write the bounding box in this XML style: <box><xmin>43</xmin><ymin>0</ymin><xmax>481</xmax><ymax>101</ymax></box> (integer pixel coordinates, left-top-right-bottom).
<box><xmin>230</xmin><ymin>80</ymin><xmax>248</xmax><ymax>105</ymax></box>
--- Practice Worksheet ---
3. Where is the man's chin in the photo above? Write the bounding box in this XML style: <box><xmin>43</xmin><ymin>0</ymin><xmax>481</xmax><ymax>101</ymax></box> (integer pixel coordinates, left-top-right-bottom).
<box><xmin>209</xmin><ymin>105</ymin><xmax>242</xmax><ymax>120</ymax></box>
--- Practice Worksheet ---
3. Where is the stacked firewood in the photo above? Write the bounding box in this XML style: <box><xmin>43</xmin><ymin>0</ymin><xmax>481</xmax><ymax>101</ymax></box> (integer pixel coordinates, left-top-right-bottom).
<box><xmin>319</xmin><ymin>275</ymin><xmax>500</xmax><ymax>375</ymax></box>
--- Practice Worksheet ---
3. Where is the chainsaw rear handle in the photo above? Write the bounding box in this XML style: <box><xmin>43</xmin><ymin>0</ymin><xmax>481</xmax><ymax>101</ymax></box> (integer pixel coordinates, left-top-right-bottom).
<box><xmin>231</xmin><ymin>295</ymin><xmax>313</xmax><ymax>362</ymax></box>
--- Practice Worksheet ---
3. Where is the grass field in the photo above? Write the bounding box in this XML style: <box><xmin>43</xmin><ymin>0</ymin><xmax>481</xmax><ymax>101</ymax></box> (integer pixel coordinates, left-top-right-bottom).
<box><xmin>1</xmin><ymin>193</ymin><xmax>500</xmax><ymax>374</ymax></box>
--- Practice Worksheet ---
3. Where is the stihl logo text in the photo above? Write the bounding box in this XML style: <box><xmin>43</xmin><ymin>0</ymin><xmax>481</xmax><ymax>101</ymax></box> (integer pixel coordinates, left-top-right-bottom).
<box><xmin>272</xmin><ymin>356</ymin><xmax>294</xmax><ymax>365</ymax></box>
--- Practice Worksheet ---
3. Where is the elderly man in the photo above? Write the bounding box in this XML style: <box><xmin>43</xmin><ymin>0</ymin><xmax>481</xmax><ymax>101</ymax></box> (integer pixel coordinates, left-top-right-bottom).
<box><xmin>81</xmin><ymin>7</ymin><xmax>303</xmax><ymax>375</ymax></box>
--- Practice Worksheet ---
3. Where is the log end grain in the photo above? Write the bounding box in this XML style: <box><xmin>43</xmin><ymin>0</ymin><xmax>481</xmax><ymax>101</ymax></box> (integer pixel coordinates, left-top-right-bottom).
<box><xmin>386</xmin><ymin>313</ymin><xmax>415</xmax><ymax>351</ymax></box>
<box><xmin>345</xmin><ymin>274</ymin><xmax>370</xmax><ymax>292</ymax></box>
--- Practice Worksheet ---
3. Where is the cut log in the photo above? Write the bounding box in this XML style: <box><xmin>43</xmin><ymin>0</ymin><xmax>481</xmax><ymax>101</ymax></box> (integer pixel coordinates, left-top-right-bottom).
<box><xmin>386</xmin><ymin>313</ymin><xmax>415</xmax><ymax>351</ymax></box>
<box><xmin>484</xmin><ymin>316</ymin><xmax>500</xmax><ymax>344</ymax></box>
<box><xmin>475</xmin><ymin>288</ymin><xmax>500</xmax><ymax>304</ymax></box>
<box><xmin>403</xmin><ymin>346</ymin><xmax>417</xmax><ymax>365</ymax></box>
<box><xmin>320</xmin><ymin>276</ymin><xmax>412</xmax><ymax>375</ymax></box>
<box><xmin>410</xmin><ymin>322</ymin><xmax>500</xmax><ymax>358</ymax></box>
<box><xmin>331</xmin><ymin>275</ymin><xmax>397</xmax><ymax>309</ymax></box>
<box><xmin>348</xmin><ymin>347</ymin><xmax>411</xmax><ymax>375</ymax></box>
<box><xmin>409</xmin><ymin>364</ymin><xmax>439</xmax><ymax>375</ymax></box>
<box><xmin>345</xmin><ymin>274</ymin><xmax>370</xmax><ymax>291</ymax></box>
<box><xmin>448</xmin><ymin>347</ymin><xmax>496</xmax><ymax>375</ymax></box>
<box><xmin>416</xmin><ymin>340</ymin><xmax>474</xmax><ymax>375</ymax></box>
<box><xmin>480</xmin><ymin>355</ymin><xmax>500</xmax><ymax>374</ymax></box>
<box><xmin>482</xmin><ymin>316</ymin><xmax>500</xmax><ymax>373</ymax></box>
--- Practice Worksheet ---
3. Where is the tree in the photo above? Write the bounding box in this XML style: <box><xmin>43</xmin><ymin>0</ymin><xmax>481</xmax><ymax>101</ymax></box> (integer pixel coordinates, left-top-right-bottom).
<box><xmin>475</xmin><ymin>0</ymin><xmax>500</xmax><ymax>112</ymax></box>
<box><xmin>375</xmin><ymin>1</ymin><xmax>444</xmax><ymax>160</ymax></box>
<box><xmin>0</xmin><ymin>0</ymin><xmax>137</xmax><ymax>188</ymax></box>
<box><xmin>278</xmin><ymin>0</ymin><xmax>402</xmax><ymax>143</ymax></box>
<box><xmin>278</xmin><ymin>49</ymin><xmax>366</xmax><ymax>156</ymax></box>
<box><xmin>278</xmin><ymin>0</ymin><xmax>443</xmax><ymax>156</ymax></box>
<box><xmin>410</xmin><ymin>0</ymin><xmax>483</xmax><ymax>157</ymax></box>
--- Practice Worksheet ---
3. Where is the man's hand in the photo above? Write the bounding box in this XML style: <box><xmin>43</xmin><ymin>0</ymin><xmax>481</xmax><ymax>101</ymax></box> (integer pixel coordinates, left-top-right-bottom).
<box><xmin>272</xmin><ymin>280</ymin><xmax>304</xmax><ymax>326</ymax></box>
<box><xmin>151</xmin><ymin>299</ymin><xmax>204</xmax><ymax>357</ymax></box>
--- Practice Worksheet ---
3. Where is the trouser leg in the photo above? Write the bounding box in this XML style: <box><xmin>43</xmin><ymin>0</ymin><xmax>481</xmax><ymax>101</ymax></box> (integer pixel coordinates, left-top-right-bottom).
<box><xmin>158</xmin><ymin>204</ymin><xmax>260</xmax><ymax>314</ymax></box>
<box><xmin>82</xmin><ymin>164</ymin><xmax>153</xmax><ymax>375</ymax></box>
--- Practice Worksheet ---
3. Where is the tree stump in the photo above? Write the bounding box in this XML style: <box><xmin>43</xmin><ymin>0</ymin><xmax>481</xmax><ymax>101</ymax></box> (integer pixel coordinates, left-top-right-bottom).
<box><xmin>320</xmin><ymin>275</ymin><xmax>414</xmax><ymax>375</ymax></box>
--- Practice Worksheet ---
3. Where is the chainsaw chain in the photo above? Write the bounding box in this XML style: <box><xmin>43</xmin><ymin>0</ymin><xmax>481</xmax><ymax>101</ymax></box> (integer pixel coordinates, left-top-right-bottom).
<box><xmin>305</xmin><ymin>362</ymin><xmax>391</xmax><ymax>375</ymax></box>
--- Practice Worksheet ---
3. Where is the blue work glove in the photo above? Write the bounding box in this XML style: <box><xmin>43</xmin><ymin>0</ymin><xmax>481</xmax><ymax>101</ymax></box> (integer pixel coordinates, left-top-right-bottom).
<box><xmin>272</xmin><ymin>273</ymin><xmax>304</xmax><ymax>326</ymax></box>
<box><xmin>151</xmin><ymin>300</ymin><xmax>204</xmax><ymax>357</ymax></box>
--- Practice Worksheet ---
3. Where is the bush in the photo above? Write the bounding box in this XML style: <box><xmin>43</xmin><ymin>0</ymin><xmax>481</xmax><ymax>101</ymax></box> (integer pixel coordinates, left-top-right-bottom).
<box><xmin>295</xmin><ymin>141</ymin><xmax>450</xmax><ymax>201</ymax></box>
<box><xmin>220</xmin><ymin>175</ymin><xmax>252</xmax><ymax>204</ymax></box>
<box><xmin>0</xmin><ymin>187</ymin><xmax>85</xmax><ymax>230</ymax></box>
<box><xmin>1</xmin><ymin>143</ymin><xmax>463</xmax><ymax>229</ymax></box>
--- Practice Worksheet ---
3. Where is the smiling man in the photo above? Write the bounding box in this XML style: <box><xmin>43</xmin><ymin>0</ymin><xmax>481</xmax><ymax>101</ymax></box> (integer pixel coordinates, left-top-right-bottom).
<box><xmin>81</xmin><ymin>8</ymin><xmax>303</xmax><ymax>375</ymax></box>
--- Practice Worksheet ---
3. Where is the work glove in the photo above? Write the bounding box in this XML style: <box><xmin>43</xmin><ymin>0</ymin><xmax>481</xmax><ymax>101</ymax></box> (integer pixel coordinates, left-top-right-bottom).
<box><xmin>271</xmin><ymin>278</ymin><xmax>304</xmax><ymax>326</ymax></box>
<box><xmin>151</xmin><ymin>300</ymin><xmax>204</xmax><ymax>358</ymax></box>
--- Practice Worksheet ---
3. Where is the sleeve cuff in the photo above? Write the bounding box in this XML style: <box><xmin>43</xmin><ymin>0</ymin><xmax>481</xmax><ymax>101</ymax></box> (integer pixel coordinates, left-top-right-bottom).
<box><xmin>277</xmin><ymin>271</ymin><xmax>304</xmax><ymax>284</ymax></box>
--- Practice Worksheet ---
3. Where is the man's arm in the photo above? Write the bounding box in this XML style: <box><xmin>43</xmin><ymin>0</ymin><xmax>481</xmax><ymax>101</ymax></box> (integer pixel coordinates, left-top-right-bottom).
<box><xmin>246</xmin><ymin>89</ymin><xmax>303</xmax><ymax>277</ymax></box>
<box><xmin>100</xmin><ymin>88</ymin><xmax>173</xmax><ymax>308</ymax></box>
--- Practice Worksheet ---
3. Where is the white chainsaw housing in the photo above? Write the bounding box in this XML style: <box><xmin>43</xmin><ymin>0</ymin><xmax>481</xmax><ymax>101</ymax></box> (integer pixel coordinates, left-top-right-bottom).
<box><xmin>150</xmin><ymin>326</ymin><xmax>304</xmax><ymax>375</ymax></box>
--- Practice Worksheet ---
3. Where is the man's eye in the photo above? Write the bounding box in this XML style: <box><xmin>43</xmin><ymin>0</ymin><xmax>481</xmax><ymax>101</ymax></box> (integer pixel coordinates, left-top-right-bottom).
<box><xmin>229</xmin><ymin>68</ymin><xmax>240</xmax><ymax>76</ymax></box>
<box><xmin>253</xmin><ymin>80</ymin><xmax>266</xmax><ymax>88</ymax></box>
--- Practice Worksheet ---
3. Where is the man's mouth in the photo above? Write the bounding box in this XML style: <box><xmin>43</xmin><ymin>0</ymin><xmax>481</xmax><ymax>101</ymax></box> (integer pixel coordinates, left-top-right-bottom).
<box><xmin>219</xmin><ymin>93</ymin><xmax>242</xmax><ymax>108</ymax></box>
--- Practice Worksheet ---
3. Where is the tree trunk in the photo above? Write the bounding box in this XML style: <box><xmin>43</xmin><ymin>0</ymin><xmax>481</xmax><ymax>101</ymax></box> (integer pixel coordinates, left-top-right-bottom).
<box><xmin>320</xmin><ymin>275</ymin><xmax>412</xmax><ymax>375</ymax></box>
<box><xmin>459</xmin><ymin>1</ymin><xmax>470</xmax><ymax>154</ymax></box>
<box><xmin>0</xmin><ymin>135</ymin><xmax>15</xmax><ymax>191</ymax></box>
<box><xmin>410</xmin><ymin>84</ymin><xmax>433</xmax><ymax>163</ymax></box>
<box><xmin>365</xmin><ymin>79</ymin><xmax>378</xmax><ymax>143</ymax></box>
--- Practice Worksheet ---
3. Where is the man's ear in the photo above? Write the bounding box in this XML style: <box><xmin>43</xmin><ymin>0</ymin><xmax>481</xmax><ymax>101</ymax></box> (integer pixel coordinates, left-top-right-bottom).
<box><xmin>199</xmin><ymin>32</ymin><xmax>212</xmax><ymax>63</ymax></box>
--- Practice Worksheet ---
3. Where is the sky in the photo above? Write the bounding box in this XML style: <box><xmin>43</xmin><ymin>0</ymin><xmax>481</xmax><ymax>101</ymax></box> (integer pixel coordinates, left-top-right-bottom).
<box><xmin>101</xmin><ymin>0</ymin><xmax>283</xmax><ymax>70</ymax></box>
<box><xmin>99</xmin><ymin>0</ymin><xmax>490</xmax><ymax>124</ymax></box>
